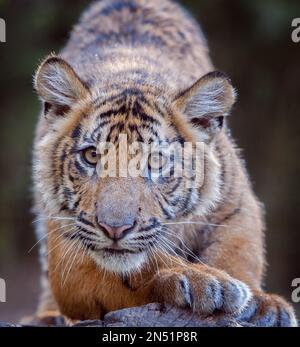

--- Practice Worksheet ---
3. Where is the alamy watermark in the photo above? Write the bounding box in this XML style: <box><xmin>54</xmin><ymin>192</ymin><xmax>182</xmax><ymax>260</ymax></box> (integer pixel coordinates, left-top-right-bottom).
<box><xmin>291</xmin><ymin>278</ymin><xmax>300</xmax><ymax>303</ymax></box>
<box><xmin>0</xmin><ymin>277</ymin><xmax>6</xmax><ymax>302</ymax></box>
<box><xmin>0</xmin><ymin>17</ymin><xmax>6</xmax><ymax>43</ymax></box>
<box><xmin>80</xmin><ymin>135</ymin><xmax>205</xmax><ymax>188</ymax></box>
<box><xmin>291</xmin><ymin>18</ymin><xmax>300</xmax><ymax>43</ymax></box>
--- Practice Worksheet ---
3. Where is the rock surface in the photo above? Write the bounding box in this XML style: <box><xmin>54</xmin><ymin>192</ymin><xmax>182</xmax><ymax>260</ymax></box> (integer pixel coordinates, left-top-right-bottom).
<box><xmin>0</xmin><ymin>303</ymin><xmax>252</xmax><ymax>327</ymax></box>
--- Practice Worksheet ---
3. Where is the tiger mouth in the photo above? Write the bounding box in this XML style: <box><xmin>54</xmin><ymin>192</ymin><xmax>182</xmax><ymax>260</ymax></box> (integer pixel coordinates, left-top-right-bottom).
<box><xmin>102</xmin><ymin>247</ymin><xmax>137</xmax><ymax>255</ymax></box>
<box><xmin>69</xmin><ymin>217</ymin><xmax>164</xmax><ymax>260</ymax></box>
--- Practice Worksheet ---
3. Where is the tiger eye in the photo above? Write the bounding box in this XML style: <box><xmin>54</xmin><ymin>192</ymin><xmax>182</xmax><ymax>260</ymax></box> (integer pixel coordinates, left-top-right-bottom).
<box><xmin>82</xmin><ymin>146</ymin><xmax>98</xmax><ymax>166</ymax></box>
<box><xmin>148</xmin><ymin>151</ymin><xmax>167</xmax><ymax>171</ymax></box>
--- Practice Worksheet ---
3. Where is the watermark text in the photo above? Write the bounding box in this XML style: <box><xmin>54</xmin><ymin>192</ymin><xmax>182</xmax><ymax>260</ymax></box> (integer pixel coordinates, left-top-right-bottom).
<box><xmin>0</xmin><ymin>278</ymin><xmax>6</xmax><ymax>302</ymax></box>
<box><xmin>291</xmin><ymin>278</ymin><xmax>300</xmax><ymax>303</ymax></box>
<box><xmin>80</xmin><ymin>135</ymin><xmax>206</xmax><ymax>189</ymax></box>
<box><xmin>291</xmin><ymin>18</ymin><xmax>300</xmax><ymax>43</ymax></box>
<box><xmin>0</xmin><ymin>18</ymin><xmax>6</xmax><ymax>43</ymax></box>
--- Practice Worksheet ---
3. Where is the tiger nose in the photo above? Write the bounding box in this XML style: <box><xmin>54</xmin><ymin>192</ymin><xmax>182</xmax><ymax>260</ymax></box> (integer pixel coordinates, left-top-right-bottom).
<box><xmin>97</xmin><ymin>221</ymin><xmax>134</xmax><ymax>240</ymax></box>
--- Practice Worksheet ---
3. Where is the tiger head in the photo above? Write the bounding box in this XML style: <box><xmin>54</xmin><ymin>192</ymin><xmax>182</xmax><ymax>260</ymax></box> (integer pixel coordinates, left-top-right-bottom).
<box><xmin>33</xmin><ymin>55</ymin><xmax>236</xmax><ymax>273</ymax></box>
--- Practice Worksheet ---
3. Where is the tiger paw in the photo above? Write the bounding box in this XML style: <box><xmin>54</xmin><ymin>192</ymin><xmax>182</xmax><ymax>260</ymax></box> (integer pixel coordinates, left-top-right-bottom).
<box><xmin>237</xmin><ymin>292</ymin><xmax>298</xmax><ymax>327</ymax></box>
<box><xmin>150</xmin><ymin>267</ymin><xmax>252</xmax><ymax>315</ymax></box>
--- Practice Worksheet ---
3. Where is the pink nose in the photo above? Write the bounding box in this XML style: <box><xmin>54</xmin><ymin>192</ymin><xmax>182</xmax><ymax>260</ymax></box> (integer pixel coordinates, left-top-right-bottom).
<box><xmin>98</xmin><ymin>222</ymin><xmax>133</xmax><ymax>240</ymax></box>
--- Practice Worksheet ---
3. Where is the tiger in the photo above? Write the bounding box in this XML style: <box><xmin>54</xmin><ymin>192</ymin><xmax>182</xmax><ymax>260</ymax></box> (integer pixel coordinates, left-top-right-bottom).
<box><xmin>27</xmin><ymin>0</ymin><xmax>296</xmax><ymax>326</ymax></box>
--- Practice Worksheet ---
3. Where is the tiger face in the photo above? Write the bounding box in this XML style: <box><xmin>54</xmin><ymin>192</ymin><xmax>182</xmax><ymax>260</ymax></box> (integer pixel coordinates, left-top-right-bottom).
<box><xmin>33</xmin><ymin>55</ymin><xmax>236</xmax><ymax>273</ymax></box>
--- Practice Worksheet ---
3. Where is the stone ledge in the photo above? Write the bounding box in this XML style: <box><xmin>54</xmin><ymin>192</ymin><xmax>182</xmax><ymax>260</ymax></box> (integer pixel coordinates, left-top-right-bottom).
<box><xmin>0</xmin><ymin>303</ymin><xmax>253</xmax><ymax>327</ymax></box>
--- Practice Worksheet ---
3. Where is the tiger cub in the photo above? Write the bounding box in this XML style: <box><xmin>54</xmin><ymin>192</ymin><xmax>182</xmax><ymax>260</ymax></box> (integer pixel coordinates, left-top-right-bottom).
<box><xmin>29</xmin><ymin>0</ymin><xmax>296</xmax><ymax>326</ymax></box>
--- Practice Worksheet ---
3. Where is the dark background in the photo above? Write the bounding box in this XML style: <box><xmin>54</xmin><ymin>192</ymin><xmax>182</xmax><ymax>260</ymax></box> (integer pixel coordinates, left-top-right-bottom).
<box><xmin>0</xmin><ymin>0</ymin><xmax>299</xmax><ymax>322</ymax></box>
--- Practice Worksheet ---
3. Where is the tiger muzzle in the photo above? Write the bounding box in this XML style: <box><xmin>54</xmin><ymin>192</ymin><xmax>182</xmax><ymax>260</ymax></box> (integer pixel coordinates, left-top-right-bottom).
<box><xmin>96</xmin><ymin>178</ymin><xmax>140</xmax><ymax>240</ymax></box>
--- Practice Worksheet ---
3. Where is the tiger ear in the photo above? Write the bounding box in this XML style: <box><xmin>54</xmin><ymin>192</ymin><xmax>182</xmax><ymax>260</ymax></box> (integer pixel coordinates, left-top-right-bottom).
<box><xmin>174</xmin><ymin>71</ymin><xmax>236</xmax><ymax>141</ymax></box>
<box><xmin>34</xmin><ymin>54</ymin><xmax>89</xmax><ymax>117</ymax></box>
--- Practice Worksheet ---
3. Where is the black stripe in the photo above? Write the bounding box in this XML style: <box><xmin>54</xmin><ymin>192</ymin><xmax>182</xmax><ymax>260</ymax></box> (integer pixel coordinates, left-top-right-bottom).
<box><xmin>75</xmin><ymin>160</ymin><xmax>88</xmax><ymax>175</ymax></box>
<box><xmin>93</xmin><ymin>93</ymin><xmax>126</xmax><ymax>110</ymax></box>
<box><xmin>219</xmin><ymin>206</ymin><xmax>242</xmax><ymax>224</ymax></box>
<box><xmin>97</xmin><ymin>104</ymin><xmax>127</xmax><ymax>120</ymax></box>
<box><xmin>100</xmin><ymin>1</ymin><xmax>138</xmax><ymax>16</ymax></box>
<box><xmin>51</xmin><ymin>136</ymin><xmax>63</xmax><ymax>194</ymax></box>
<box><xmin>63</xmin><ymin>187</ymin><xmax>74</xmax><ymax>201</ymax></box>
<box><xmin>72</xmin><ymin>196</ymin><xmax>81</xmax><ymax>211</ymax></box>
<box><xmin>138</xmin><ymin>220</ymin><xmax>160</xmax><ymax>233</ymax></box>
<box><xmin>59</xmin><ymin>147</ymin><xmax>67</xmax><ymax>179</ymax></box>
<box><xmin>91</xmin><ymin>120</ymin><xmax>113</xmax><ymax>142</ymax></box>
<box><xmin>83</xmin><ymin>30</ymin><xmax>168</xmax><ymax>50</ymax></box>
<box><xmin>106</xmin><ymin>122</ymin><xmax>126</xmax><ymax>142</ymax></box>
<box><xmin>142</xmin><ymin>98</ymin><xmax>167</xmax><ymax>120</ymax></box>
<box><xmin>181</xmin><ymin>188</ymin><xmax>196</xmax><ymax>216</ymax></box>
<box><xmin>68</xmin><ymin>173</ymin><xmax>75</xmax><ymax>183</ymax></box>
<box><xmin>71</xmin><ymin>124</ymin><xmax>81</xmax><ymax>139</ymax></box>
<box><xmin>93</xmin><ymin>88</ymin><xmax>160</xmax><ymax>111</ymax></box>
<box><xmin>67</xmin><ymin>232</ymin><xmax>97</xmax><ymax>251</ymax></box>
<box><xmin>121</xmin><ymin>274</ymin><xmax>137</xmax><ymax>291</ymax></box>
<box><xmin>158</xmin><ymin>199</ymin><xmax>173</xmax><ymax>220</ymax></box>
<box><xmin>94</xmin><ymin>101</ymin><xmax>160</xmax><ymax>135</ymax></box>
<box><xmin>77</xmin><ymin>225</ymin><xmax>97</xmax><ymax>237</ymax></box>
<box><xmin>169</xmin><ymin>178</ymin><xmax>183</xmax><ymax>194</ymax></box>
<box><xmin>134</xmin><ymin>233</ymin><xmax>157</xmax><ymax>241</ymax></box>
<box><xmin>58</xmin><ymin>142</ymin><xmax>73</xmax><ymax>211</ymax></box>
<box><xmin>78</xmin><ymin>214</ymin><xmax>95</xmax><ymax>228</ymax></box>
<box><xmin>132</xmin><ymin>101</ymin><xmax>160</xmax><ymax>125</ymax></box>
<box><xmin>139</xmin><ymin>123</ymin><xmax>160</xmax><ymax>139</ymax></box>
<box><xmin>92</xmin><ymin>87</ymin><xmax>155</xmax><ymax>110</ymax></box>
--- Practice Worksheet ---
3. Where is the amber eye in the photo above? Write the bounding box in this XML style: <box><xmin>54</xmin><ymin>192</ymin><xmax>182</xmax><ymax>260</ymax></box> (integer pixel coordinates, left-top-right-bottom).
<box><xmin>148</xmin><ymin>151</ymin><xmax>167</xmax><ymax>171</ymax></box>
<box><xmin>81</xmin><ymin>146</ymin><xmax>98</xmax><ymax>166</ymax></box>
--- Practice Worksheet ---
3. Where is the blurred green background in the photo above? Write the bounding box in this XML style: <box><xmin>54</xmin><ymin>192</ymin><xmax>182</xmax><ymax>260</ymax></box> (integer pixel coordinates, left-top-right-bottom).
<box><xmin>0</xmin><ymin>0</ymin><xmax>299</xmax><ymax>322</ymax></box>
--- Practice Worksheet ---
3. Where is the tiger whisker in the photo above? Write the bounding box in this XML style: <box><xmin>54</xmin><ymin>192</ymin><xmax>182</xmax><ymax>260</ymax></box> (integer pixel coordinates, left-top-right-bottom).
<box><xmin>60</xmin><ymin>237</ymin><xmax>82</xmax><ymax>286</ymax></box>
<box><xmin>52</xmin><ymin>235</ymin><xmax>77</xmax><ymax>274</ymax></box>
<box><xmin>155</xmin><ymin>243</ymin><xmax>187</xmax><ymax>270</ymax></box>
<box><xmin>157</xmin><ymin>238</ymin><xmax>189</xmax><ymax>268</ymax></box>
<box><xmin>32</xmin><ymin>216</ymin><xmax>76</xmax><ymax>224</ymax></box>
<box><xmin>151</xmin><ymin>247</ymin><xmax>170</xmax><ymax>270</ymax></box>
<box><xmin>28</xmin><ymin>222</ymin><xmax>76</xmax><ymax>253</ymax></box>
<box><xmin>162</xmin><ymin>221</ymin><xmax>226</xmax><ymax>228</ymax></box>
<box><xmin>160</xmin><ymin>233</ymin><xmax>195</xmax><ymax>260</ymax></box>
<box><xmin>160</xmin><ymin>227</ymin><xmax>204</xmax><ymax>264</ymax></box>
<box><xmin>47</xmin><ymin>228</ymin><xmax>77</xmax><ymax>257</ymax></box>
<box><xmin>62</xmin><ymin>240</ymin><xmax>83</xmax><ymax>287</ymax></box>
<box><xmin>161</xmin><ymin>234</ymin><xmax>203</xmax><ymax>266</ymax></box>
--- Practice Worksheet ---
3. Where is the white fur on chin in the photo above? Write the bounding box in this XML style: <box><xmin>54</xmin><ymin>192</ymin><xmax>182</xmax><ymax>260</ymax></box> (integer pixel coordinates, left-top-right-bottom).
<box><xmin>90</xmin><ymin>250</ymin><xmax>147</xmax><ymax>275</ymax></box>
